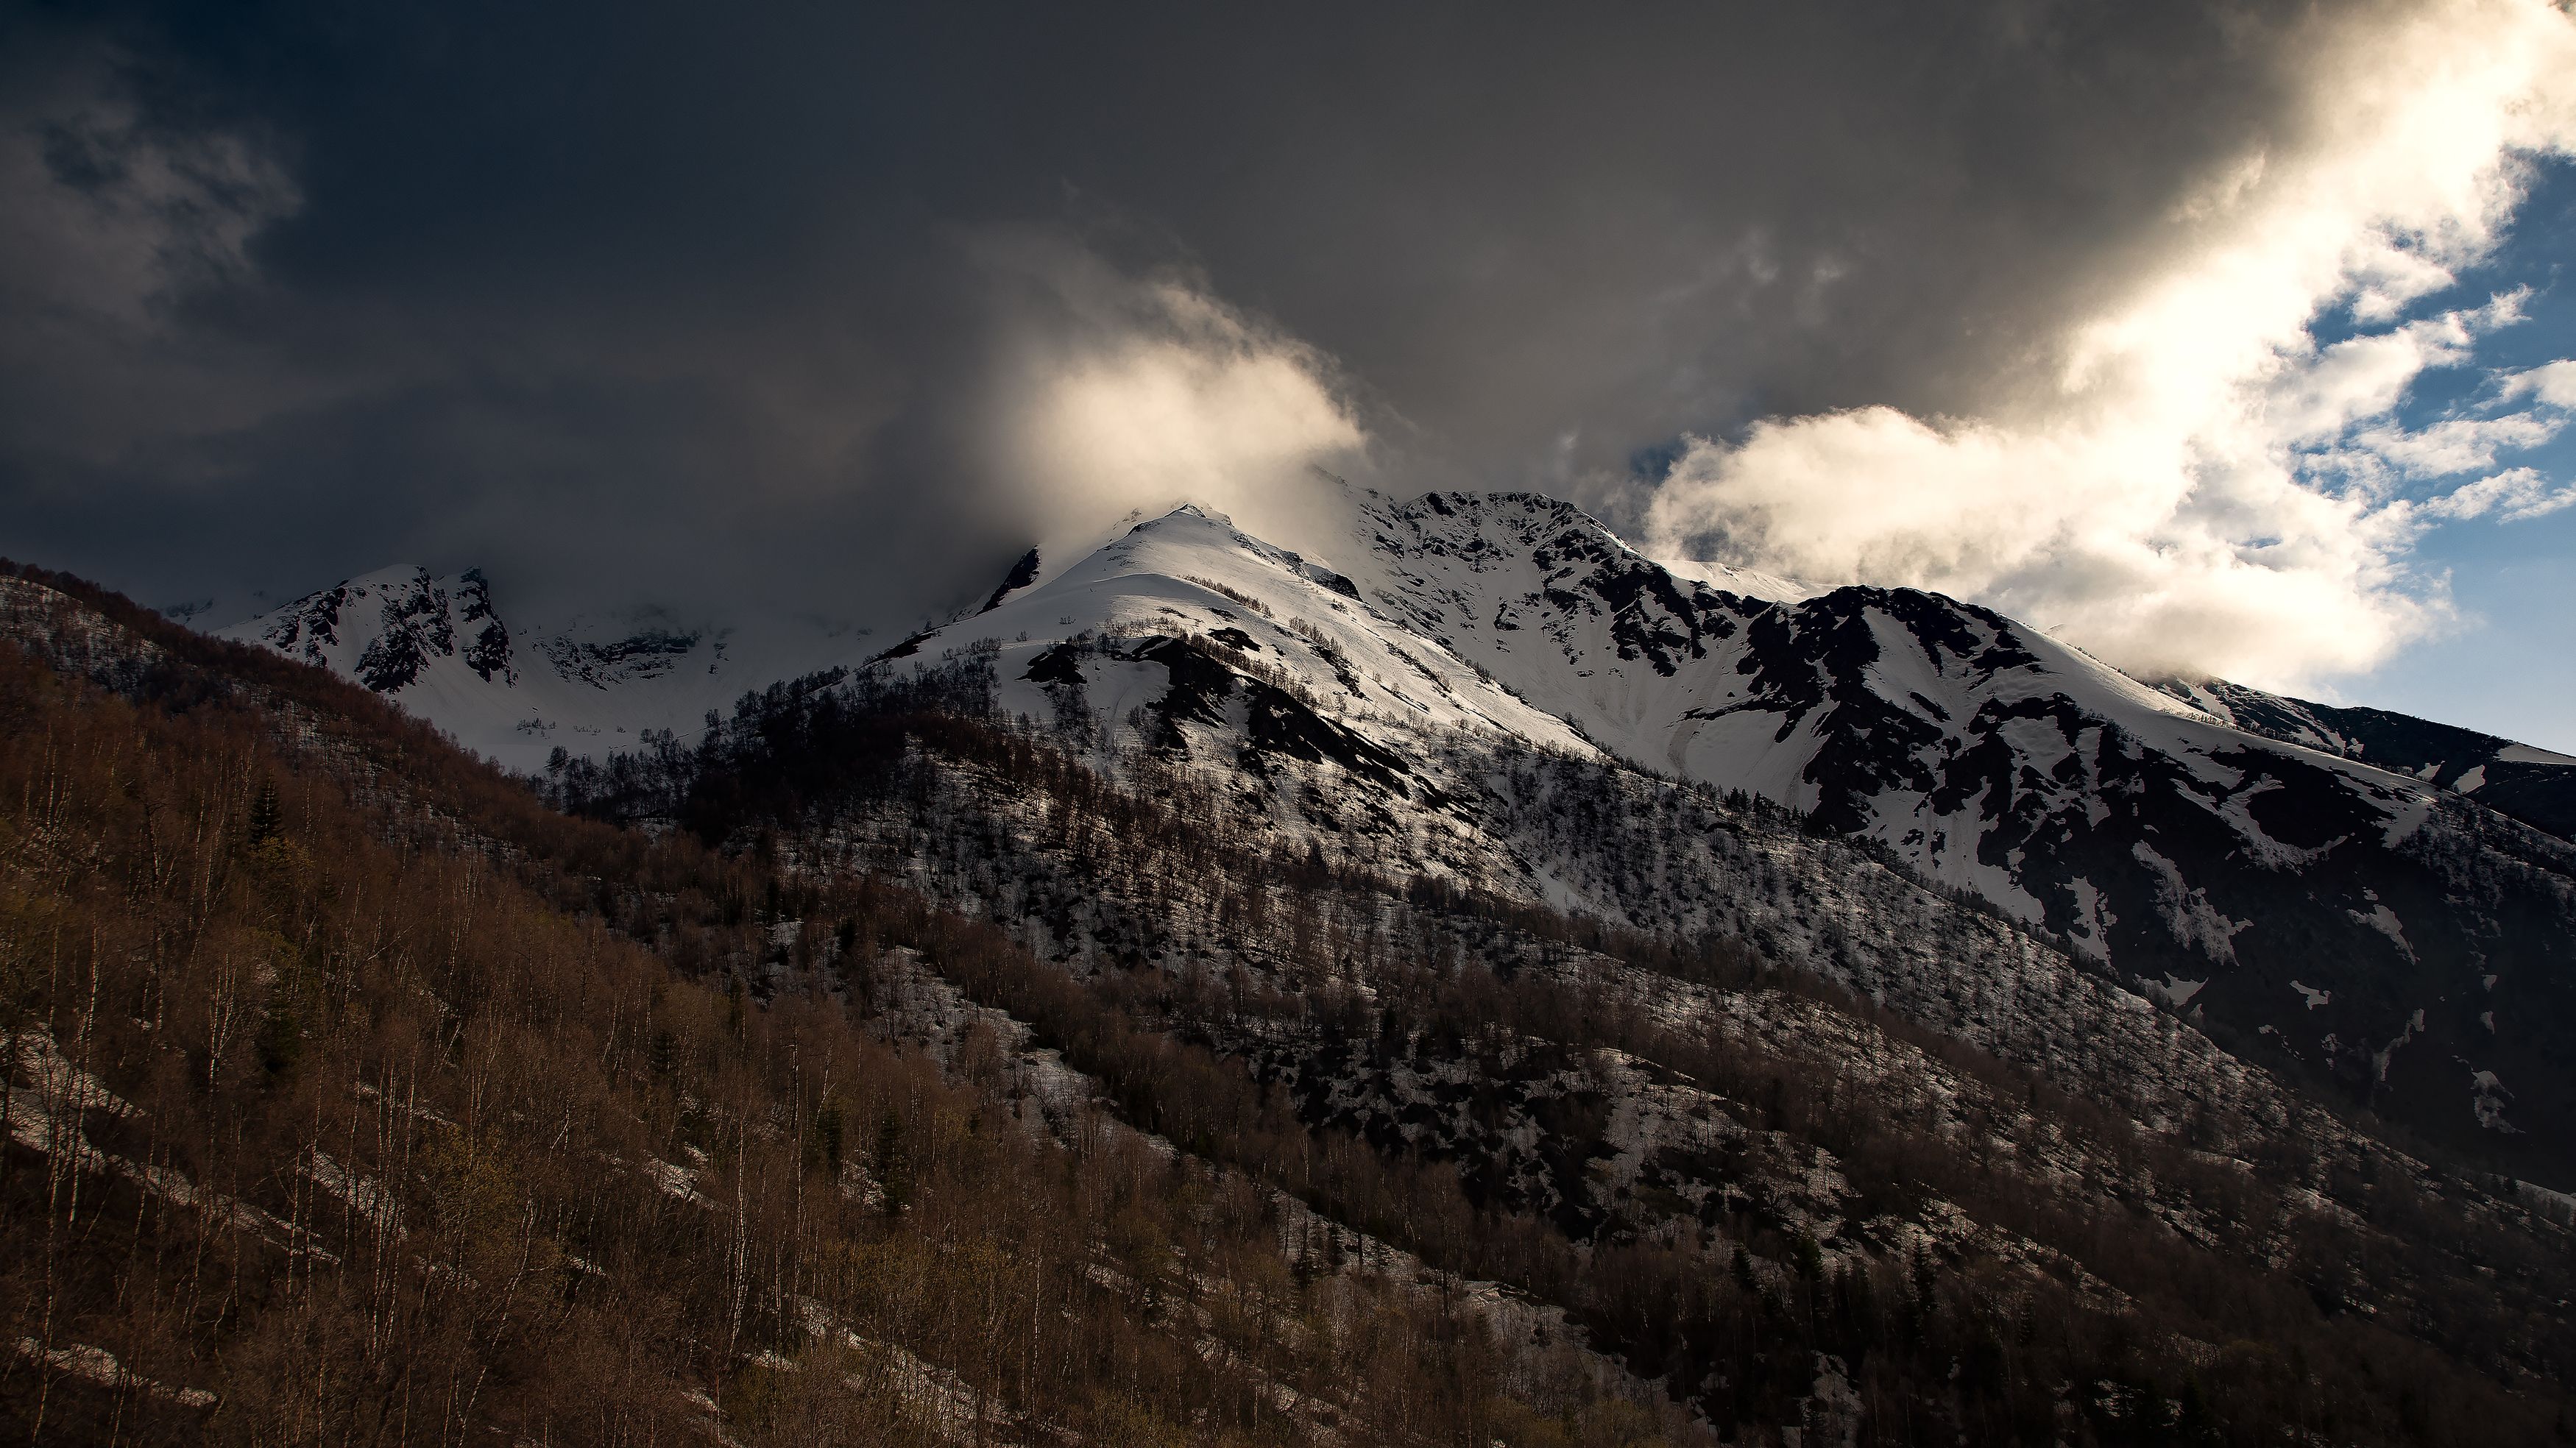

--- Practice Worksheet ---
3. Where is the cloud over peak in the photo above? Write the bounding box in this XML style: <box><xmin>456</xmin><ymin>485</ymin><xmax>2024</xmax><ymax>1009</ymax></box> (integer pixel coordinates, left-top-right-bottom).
<box><xmin>977</xmin><ymin>238</ymin><xmax>1366</xmax><ymax>550</ymax></box>
<box><xmin>5</xmin><ymin>0</ymin><xmax>2576</xmax><ymax>706</ymax></box>
<box><xmin>1644</xmin><ymin>0</ymin><xmax>2576</xmax><ymax>689</ymax></box>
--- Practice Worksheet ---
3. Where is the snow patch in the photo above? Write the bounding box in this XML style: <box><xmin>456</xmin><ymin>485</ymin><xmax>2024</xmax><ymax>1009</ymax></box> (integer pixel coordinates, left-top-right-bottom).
<box><xmin>2131</xmin><ymin>842</ymin><xmax>2247</xmax><ymax>965</ymax></box>
<box><xmin>2062</xmin><ymin>876</ymin><xmax>2110</xmax><ymax>944</ymax></box>
<box><xmin>2351</xmin><ymin>903</ymin><xmax>2413</xmax><ymax>960</ymax></box>
<box><xmin>636</xmin><ymin>1155</ymin><xmax>716</xmax><ymax>1208</ymax></box>
<box><xmin>1654</xmin><ymin>556</ymin><xmax>1815</xmax><ymax>603</ymax></box>
<box><xmin>305</xmin><ymin>1149</ymin><xmax>404</xmax><ymax>1235</ymax></box>
<box><xmin>2499</xmin><ymin>742</ymin><xmax>2576</xmax><ymax>766</ymax></box>
<box><xmin>2377</xmin><ymin>795</ymin><xmax>2433</xmax><ymax>847</ymax></box>
<box><xmin>13</xmin><ymin>1338</ymin><xmax>217</xmax><ymax>1410</ymax></box>
<box><xmin>2371</xmin><ymin>1009</ymin><xmax>2424</xmax><ymax>1082</ymax></box>
<box><xmin>2471</xmin><ymin>1069</ymin><xmax>2519</xmax><ymax>1132</ymax></box>
<box><xmin>2146</xmin><ymin>975</ymin><xmax>2206</xmax><ymax>1008</ymax></box>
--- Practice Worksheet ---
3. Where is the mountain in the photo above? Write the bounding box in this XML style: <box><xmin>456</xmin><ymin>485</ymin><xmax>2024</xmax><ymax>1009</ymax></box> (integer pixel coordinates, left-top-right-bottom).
<box><xmin>19</xmin><ymin>555</ymin><xmax>2576</xmax><ymax>1441</ymax></box>
<box><xmin>1</xmin><ymin>564</ymin><xmax>1706</xmax><ymax>1446</ymax></box>
<box><xmin>1354</xmin><ymin>494</ymin><xmax>2576</xmax><ymax>1167</ymax></box>
<box><xmin>2154</xmin><ymin>675</ymin><xmax>2576</xmax><ymax>842</ymax></box>
<box><xmin>214</xmin><ymin>564</ymin><xmax>877</xmax><ymax>770</ymax></box>
<box><xmin>932</xmin><ymin>491</ymin><xmax>2576</xmax><ymax>1176</ymax></box>
<box><xmin>207</xmin><ymin>490</ymin><xmax>2576</xmax><ymax>1180</ymax></box>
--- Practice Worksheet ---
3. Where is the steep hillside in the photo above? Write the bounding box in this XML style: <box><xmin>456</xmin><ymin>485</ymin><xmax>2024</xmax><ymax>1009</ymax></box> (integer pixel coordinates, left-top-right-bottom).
<box><xmin>888</xmin><ymin>496</ymin><xmax>2576</xmax><ymax>1179</ymax></box>
<box><xmin>543</xmin><ymin>630</ymin><xmax>2576</xmax><ymax>1443</ymax></box>
<box><xmin>0</xmin><ymin>567</ymin><xmax>1696</xmax><ymax>1447</ymax></box>
<box><xmin>22</xmin><ymin>558</ymin><xmax>2576</xmax><ymax>1442</ymax></box>
<box><xmin>2155</xmin><ymin>675</ymin><xmax>2576</xmax><ymax>842</ymax></box>
<box><xmin>205</xmin><ymin>492</ymin><xmax>2576</xmax><ymax>1179</ymax></box>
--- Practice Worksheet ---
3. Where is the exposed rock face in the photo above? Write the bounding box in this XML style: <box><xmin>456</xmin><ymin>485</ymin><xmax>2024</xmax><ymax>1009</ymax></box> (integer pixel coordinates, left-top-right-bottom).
<box><xmin>238</xmin><ymin>565</ymin><xmax>498</xmax><ymax>690</ymax></box>
<box><xmin>216</xmin><ymin>566</ymin><xmax>861</xmax><ymax>770</ymax></box>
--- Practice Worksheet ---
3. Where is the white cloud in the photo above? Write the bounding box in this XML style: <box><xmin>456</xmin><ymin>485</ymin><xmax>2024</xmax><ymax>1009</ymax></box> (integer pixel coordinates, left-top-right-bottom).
<box><xmin>2418</xmin><ymin>467</ymin><xmax>2576</xmax><ymax>522</ymax></box>
<box><xmin>980</xmin><ymin>237</ymin><xmax>1367</xmax><ymax>550</ymax></box>
<box><xmin>2504</xmin><ymin>359</ymin><xmax>2576</xmax><ymax>408</ymax></box>
<box><xmin>2334</xmin><ymin>411</ymin><xmax>2567</xmax><ymax>485</ymax></box>
<box><xmin>1646</xmin><ymin>0</ymin><xmax>2576</xmax><ymax>689</ymax></box>
<box><xmin>2259</xmin><ymin>296</ymin><xmax>2516</xmax><ymax>450</ymax></box>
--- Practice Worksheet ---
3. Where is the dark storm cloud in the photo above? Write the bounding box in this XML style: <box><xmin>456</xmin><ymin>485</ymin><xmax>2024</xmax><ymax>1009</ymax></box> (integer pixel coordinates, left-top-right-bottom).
<box><xmin>0</xmin><ymin>0</ymin><xmax>2400</xmax><ymax>622</ymax></box>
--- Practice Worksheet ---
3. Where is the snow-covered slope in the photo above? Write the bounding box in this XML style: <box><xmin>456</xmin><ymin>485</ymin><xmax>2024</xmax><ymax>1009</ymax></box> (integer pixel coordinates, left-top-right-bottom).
<box><xmin>2153</xmin><ymin>675</ymin><xmax>2576</xmax><ymax>842</ymax></box>
<box><xmin>967</xmin><ymin>503</ymin><xmax>1591</xmax><ymax>755</ymax></box>
<box><xmin>214</xmin><ymin>565</ymin><xmax>878</xmax><ymax>770</ymax></box>
<box><xmin>892</xmin><ymin>491</ymin><xmax>2576</xmax><ymax>1166</ymax></box>
<box><xmin>212</xmin><ymin>489</ymin><xmax>2576</xmax><ymax>1168</ymax></box>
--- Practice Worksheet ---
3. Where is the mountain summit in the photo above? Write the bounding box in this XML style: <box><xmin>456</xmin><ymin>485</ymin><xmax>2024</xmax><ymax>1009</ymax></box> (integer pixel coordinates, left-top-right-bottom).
<box><xmin>17</xmin><ymin>524</ymin><xmax>2576</xmax><ymax>1440</ymax></box>
<box><xmin>210</xmin><ymin>489</ymin><xmax>2576</xmax><ymax>1176</ymax></box>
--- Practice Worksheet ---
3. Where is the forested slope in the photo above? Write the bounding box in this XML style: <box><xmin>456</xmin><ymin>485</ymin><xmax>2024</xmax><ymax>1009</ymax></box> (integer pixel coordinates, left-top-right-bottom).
<box><xmin>0</xmin><ymin>568</ymin><xmax>1688</xmax><ymax>1447</ymax></box>
<box><xmin>545</xmin><ymin>645</ymin><xmax>2576</xmax><ymax>1443</ymax></box>
<box><xmin>9</xmin><ymin>561</ymin><xmax>2576</xmax><ymax>1445</ymax></box>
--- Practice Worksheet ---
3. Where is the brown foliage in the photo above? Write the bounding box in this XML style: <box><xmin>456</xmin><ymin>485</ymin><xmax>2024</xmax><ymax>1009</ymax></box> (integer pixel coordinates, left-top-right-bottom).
<box><xmin>0</xmin><ymin>640</ymin><xmax>1682</xmax><ymax>1447</ymax></box>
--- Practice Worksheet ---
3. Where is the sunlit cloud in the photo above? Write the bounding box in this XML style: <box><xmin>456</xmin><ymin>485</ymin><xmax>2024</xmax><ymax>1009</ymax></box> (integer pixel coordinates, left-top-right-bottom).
<box><xmin>980</xmin><ymin>237</ymin><xmax>1367</xmax><ymax>550</ymax></box>
<box><xmin>1646</xmin><ymin>0</ymin><xmax>2576</xmax><ymax>690</ymax></box>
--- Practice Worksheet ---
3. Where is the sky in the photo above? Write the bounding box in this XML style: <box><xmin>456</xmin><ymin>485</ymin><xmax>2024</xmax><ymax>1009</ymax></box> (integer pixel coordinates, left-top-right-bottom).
<box><xmin>2349</xmin><ymin>163</ymin><xmax>2576</xmax><ymax>750</ymax></box>
<box><xmin>3</xmin><ymin>1</ymin><xmax>2574</xmax><ymax>747</ymax></box>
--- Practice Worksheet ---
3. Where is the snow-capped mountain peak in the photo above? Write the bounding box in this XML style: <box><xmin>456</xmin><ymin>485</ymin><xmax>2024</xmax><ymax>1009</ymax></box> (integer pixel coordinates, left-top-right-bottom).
<box><xmin>959</xmin><ymin>500</ymin><xmax>1595</xmax><ymax>757</ymax></box>
<box><xmin>231</xmin><ymin>563</ymin><xmax>514</xmax><ymax>692</ymax></box>
<box><xmin>206</xmin><ymin>487</ymin><xmax>2576</xmax><ymax>1166</ymax></box>
<box><xmin>215</xmin><ymin>567</ymin><xmax>874</xmax><ymax>770</ymax></box>
<box><xmin>895</xmin><ymin>489</ymin><xmax>2576</xmax><ymax>1163</ymax></box>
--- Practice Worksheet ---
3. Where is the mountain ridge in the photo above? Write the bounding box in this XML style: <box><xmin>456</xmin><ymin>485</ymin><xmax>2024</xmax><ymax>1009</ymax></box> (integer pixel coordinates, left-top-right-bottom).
<box><xmin>14</xmin><ymin>550</ymin><xmax>2576</xmax><ymax>1441</ymax></box>
<box><xmin>199</xmin><ymin>489</ymin><xmax>2576</xmax><ymax>1179</ymax></box>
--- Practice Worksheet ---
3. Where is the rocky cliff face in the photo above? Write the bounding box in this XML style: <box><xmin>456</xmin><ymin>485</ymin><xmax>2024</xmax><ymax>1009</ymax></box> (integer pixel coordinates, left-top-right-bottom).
<box><xmin>236</xmin><ymin>564</ymin><xmax>514</xmax><ymax>690</ymax></box>
<box><xmin>216</xmin><ymin>567</ymin><xmax>869</xmax><ymax>770</ymax></box>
